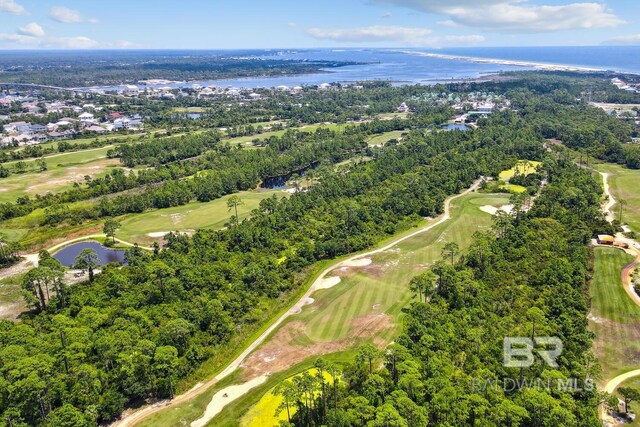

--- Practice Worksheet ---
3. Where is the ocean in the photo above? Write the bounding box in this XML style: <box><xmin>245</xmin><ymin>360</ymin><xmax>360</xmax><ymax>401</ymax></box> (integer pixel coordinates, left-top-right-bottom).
<box><xmin>90</xmin><ymin>46</ymin><xmax>640</xmax><ymax>91</ymax></box>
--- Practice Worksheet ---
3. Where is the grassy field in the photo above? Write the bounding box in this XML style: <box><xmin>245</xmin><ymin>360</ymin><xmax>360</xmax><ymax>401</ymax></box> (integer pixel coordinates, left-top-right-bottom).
<box><xmin>590</xmin><ymin>247</ymin><xmax>639</xmax><ymax>382</ymax></box>
<box><xmin>595</xmin><ymin>163</ymin><xmax>640</xmax><ymax>233</ymax></box>
<box><xmin>365</xmin><ymin>130</ymin><xmax>405</xmax><ymax>146</ymax></box>
<box><xmin>498</xmin><ymin>160</ymin><xmax>542</xmax><ymax>181</ymax></box>
<box><xmin>116</xmin><ymin>189</ymin><xmax>283</xmax><ymax>245</ymax></box>
<box><xmin>224</xmin><ymin>123</ymin><xmax>343</xmax><ymax>147</ymax></box>
<box><xmin>297</xmin><ymin>193</ymin><xmax>509</xmax><ymax>343</ymax></box>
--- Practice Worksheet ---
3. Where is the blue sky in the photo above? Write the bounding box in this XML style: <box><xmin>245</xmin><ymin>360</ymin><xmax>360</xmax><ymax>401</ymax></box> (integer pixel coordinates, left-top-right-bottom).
<box><xmin>0</xmin><ymin>0</ymin><xmax>639</xmax><ymax>49</ymax></box>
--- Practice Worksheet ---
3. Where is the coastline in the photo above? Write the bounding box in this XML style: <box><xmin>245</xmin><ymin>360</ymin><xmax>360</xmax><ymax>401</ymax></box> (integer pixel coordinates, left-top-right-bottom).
<box><xmin>400</xmin><ymin>50</ymin><xmax>604</xmax><ymax>73</ymax></box>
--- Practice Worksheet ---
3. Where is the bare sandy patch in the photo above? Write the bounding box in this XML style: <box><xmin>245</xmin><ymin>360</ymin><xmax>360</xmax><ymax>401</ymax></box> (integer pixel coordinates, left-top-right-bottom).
<box><xmin>315</xmin><ymin>276</ymin><xmax>341</xmax><ymax>290</ymax></box>
<box><xmin>190</xmin><ymin>375</ymin><xmax>268</xmax><ymax>427</ymax></box>
<box><xmin>241</xmin><ymin>313</ymin><xmax>394</xmax><ymax>380</ymax></box>
<box><xmin>147</xmin><ymin>231</ymin><xmax>170</xmax><ymax>238</ymax></box>
<box><xmin>341</xmin><ymin>258</ymin><xmax>372</xmax><ymax>267</ymax></box>
<box><xmin>480</xmin><ymin>204</ymin><xmax>514</xmax><ymax>216</ymax></box>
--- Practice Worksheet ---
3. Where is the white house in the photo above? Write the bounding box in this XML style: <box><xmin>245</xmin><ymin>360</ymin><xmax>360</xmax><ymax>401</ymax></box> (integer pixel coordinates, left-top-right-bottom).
<box><xmin>79</xmin><ymin>112</ymin><xmax>94</xmax><ymax>122</ymax></box>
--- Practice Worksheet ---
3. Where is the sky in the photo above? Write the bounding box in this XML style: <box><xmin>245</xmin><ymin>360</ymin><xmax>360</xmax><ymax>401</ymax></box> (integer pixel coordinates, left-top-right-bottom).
<box><xmin>0</xmin><ymin>0</ymin><xmax>639</xmax><ymax>49</ymax></box>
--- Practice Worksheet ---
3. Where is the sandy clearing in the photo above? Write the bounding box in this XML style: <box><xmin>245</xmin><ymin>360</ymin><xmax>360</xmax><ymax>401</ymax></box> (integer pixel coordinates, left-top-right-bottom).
<box><xmin>147</xmin><ymin>231</ymin><xmax>170</xmax><ymax>238</ymax></box>
<box><xmin>479</xmin><ymin>204</ymin><xmax>514</xmax><ymax>216</ymax></box>
<box><xmin>315</xmin><ymin>276</ymin><xmax>341</xmax><ymax>290</ymax></box>
<box><xmin>340</xmin><ymin>258</ymin><xmax>372</xmax><ymax>267</ymax></box>
<box><xmin>190</xmin><ymin>375</ymin><xmax>268</xmax><ymax>427</ymax></box>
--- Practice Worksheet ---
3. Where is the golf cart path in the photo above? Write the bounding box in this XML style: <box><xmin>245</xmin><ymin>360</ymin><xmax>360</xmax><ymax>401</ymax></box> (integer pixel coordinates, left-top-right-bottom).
<box><xmin>112</xmin><ymin>179</ymin><xmax>483</xmax><ymax>427</ymax></box>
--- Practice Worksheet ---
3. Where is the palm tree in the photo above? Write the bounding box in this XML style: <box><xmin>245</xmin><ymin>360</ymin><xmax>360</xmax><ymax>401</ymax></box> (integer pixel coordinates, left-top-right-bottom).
<box><xmin>226</xmin><ymin>195</ymin><xmax>244</xmax><ymax>226</ymax></box>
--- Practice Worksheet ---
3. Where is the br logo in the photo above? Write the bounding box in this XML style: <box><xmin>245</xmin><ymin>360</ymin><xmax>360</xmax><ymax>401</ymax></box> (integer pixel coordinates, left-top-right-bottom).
<box><xmin>503</xmin><ymin>337</ymin><xmax>563</xmax><ymax>368</ymax></box>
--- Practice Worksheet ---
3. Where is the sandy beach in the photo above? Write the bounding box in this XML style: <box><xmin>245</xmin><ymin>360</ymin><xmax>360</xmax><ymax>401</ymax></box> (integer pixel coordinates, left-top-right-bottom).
<box><xmin>401</xmin><ymin>51</ymin><xmax>603</xmax><ymax>73</ymax></box>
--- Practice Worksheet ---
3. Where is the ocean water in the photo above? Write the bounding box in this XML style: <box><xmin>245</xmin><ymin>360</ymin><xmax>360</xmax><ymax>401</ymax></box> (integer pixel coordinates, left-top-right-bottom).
<box><xmin>90</xmin><ymin>47</ymin><xmax>640</xmax><ymax>91</ymax></box>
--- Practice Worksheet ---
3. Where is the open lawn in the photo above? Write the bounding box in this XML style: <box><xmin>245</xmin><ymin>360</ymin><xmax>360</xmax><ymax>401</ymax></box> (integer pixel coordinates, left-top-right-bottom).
<box><xmin>0</xmin><ymin>146</ymin><xmax>121</xmax><ymax>203</ymax></box>
<box><xmin>365</xmin><ymin>130</ymin><xmax>405</xmax><ymax>146</ymax></box>
<box><xmin>590</xmin><ymin>247</ymin><xmax>640</xmax><ymax>382</ymax></box>
<box><xmin>116</xmin><ymin>189</ymin><xmax>283</xmax><ymax>245</ymax></box>
<box><xmin>595</xmin><ymin>163</ymin><xmax>640</xmax><ymax>233</ymax></box>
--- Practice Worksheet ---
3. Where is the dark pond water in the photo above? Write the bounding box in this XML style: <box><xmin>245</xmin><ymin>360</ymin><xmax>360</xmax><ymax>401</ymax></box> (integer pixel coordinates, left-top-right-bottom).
<box><xmin>261</xmin><ymin>163</ymin><xmax>318</xmax><ymax>189</ymax></box>
<box><xmin>442</xmin><ymin>124</ymin><xmax>471</xmax><ymax>131</ymax></box>
<box><xmin>53</xmin><ymin>241</ymin><xmax>126</xmax><ymax>267</ymax></box>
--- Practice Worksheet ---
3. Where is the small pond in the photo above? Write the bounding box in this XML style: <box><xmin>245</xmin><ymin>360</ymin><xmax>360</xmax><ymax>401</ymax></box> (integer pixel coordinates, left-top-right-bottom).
<box><xmin>442</xmin><ymin>124</ymin><xmax>471</xmax><ymax>131</ymax></box>
<box><xmin>53</xmin><ymin>241</ymin><xmax>127</xmax><ymax>267</ymax></box>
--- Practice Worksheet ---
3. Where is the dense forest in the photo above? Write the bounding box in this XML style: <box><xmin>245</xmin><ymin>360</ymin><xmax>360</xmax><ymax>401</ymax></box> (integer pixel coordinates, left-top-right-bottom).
<box><xmin>273</xmin><ymin>157</ymin><xmax>607</xmax><ymax>426</ymax></box>
<box><xmin>0</xmin><ymin>50</ymin><xmax>358</xmax><ymax>87</ymax></box>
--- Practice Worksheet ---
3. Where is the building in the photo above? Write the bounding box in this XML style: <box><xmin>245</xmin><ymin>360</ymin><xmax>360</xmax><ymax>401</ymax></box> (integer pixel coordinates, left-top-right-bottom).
<box><xmin>597</xmin><ymin>235</ymin><xmax>615</xmax><ymax>245</ymax></box>
<box><xmin>78</xmin><ymin>112</ymin><xmax>95</xmax><ymax>122</ymax></box>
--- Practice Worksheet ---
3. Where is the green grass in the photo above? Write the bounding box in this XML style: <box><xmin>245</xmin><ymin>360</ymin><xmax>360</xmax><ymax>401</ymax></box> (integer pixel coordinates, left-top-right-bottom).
<box><xmin>296</xmin><ymin>192</ymin><xmax>510</xmax><ymax>343</ymax></box>
<box><xmin>0</xmin><ymin>146</ymin><xmax>120</xmax><ymax>203</ymax></box>
<box><xmin>595</xmin><ymin>163</ymin><xmax>640</xmax><ymax>233</ymax></box>
<box><xmin>365</xmin><ymin>130</ymin><xmax>405</xmax><ymax>146</ymax></box>
<box><xmin>590</xmin><ymin>247</ymin><xmax>639</xmax><ymax>382</ymax></box>
<box><xmin>116</xmin><ymin>189</ymin><xmax>283</xmax><ymax>245</ymax></box>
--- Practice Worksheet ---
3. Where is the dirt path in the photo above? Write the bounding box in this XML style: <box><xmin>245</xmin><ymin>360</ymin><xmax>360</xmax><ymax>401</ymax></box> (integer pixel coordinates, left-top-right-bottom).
<box><xmin>110</xmin><ymin>179</ymin><xmax>483</xmax><ymax>427</ymax></box>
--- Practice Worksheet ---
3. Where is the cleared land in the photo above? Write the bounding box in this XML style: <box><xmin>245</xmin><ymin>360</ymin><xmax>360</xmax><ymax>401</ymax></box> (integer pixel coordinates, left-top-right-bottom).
<box><xmin>595</xmin><ymin>163</ymin><xmax>640</xmax><ymax>233</ymax></box>
<box><xmin>116</xmin><ymin>189</ymin><xmax>283</xmax><ymax>245</ymax></box>
<box><xmin>590</xmin><ymin>247</ymin><xmax>639</xmax><ymax>382</ymax></box>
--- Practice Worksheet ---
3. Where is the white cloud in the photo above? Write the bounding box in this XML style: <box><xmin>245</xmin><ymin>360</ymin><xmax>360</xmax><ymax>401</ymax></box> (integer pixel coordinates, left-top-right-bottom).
<box><xmin>18</xmin><ymin>22</ymin><xmax>45</xmax><ymax>38</ymax></box>
<box><xmin>437</xmin><ymin>20</ymin><xmax>458</xmax><ymax>27</ymax></box>
<box><xmin>373</xmin><ymin>0</ymin><xmax>624</xmax><ymax>33</ymax></box>
<box><xmin>307</xmin><ymin>25</ymin><xmax>432</xmax><ymax>45</ymax></box>
<box><xmin>0</xmin><ymin>0</ymin><xmax>26</xmax><ymax>15</ymax></box>
<box><xmin>307</xmin><ymin>24</ymin><xmax>484</xmax><ymax>47</ymax></box>
<box><xmin>49</xmin><ymin>6</ymin><xmax>98</xmax><ymax>24</ymax></box>
<box><xmin>381</xmin><ymin>12</ymin><xmax>392</xmax><ymax>19</ymax></box>
<box><xmin>602</xmin><ymin>34</ymin><xmax>640</xmax><ymax>46</ymax></box>
<box><xmin>0</xmin><ymin>31</ymin><xmax>99</xmax><ymax>49</ymax></box>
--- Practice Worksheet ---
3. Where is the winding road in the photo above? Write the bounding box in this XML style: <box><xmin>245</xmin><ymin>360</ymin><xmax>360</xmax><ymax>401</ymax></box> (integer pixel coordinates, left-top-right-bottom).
<box><xmin>112</xmin><ymin>179</ymin><xmax>483</xmax><ymax>427</ymax></box>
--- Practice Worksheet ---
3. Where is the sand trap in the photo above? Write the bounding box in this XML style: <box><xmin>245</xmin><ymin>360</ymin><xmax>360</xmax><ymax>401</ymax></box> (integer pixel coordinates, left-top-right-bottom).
<box><xmin>341</xmin><ymin>258</ymin><xmax>372</xmax><ymax>268</ymax></box>
<box><xmin>191</xmin><ymin>375</ymin><xmax>268</xmax><ymax>427</ymax></box>
<box><xmin>147</xmin><ymin>231</ymin><xmax>170</xmax><ymax>238</ymax></box>
<box><xmin>315</xmin><ymin>276</ymin><xmax>341</xmax><ymax>290</ymax></box>
<box><xmin>480</xmin><ymin>204</ymin><xmax>514</xmax><ymax>216</ymax></box>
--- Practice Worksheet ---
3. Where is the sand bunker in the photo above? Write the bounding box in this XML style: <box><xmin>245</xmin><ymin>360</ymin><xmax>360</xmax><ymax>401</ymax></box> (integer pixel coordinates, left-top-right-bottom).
<box><xmin>480</xmin><ymin>204</ymin><xmax>514</xmax><ymax>216</ymax></box>
<box><xmin>341</xmin><ymin>258</ymin><xmax>372</xmax><ymax>268</ymax></box>
<box><xmin>190</xmin><ymin>375</ymin><xmax>268</xmax><ymax>427</ymax></box>
<box><xmin>315</xmin><ymin>276</ymin><xmax>341</xmax><ymax>290</ymax></box>
<box><xmin>147</xmin><ymin>231</ymin><xmax>170</xmax><ymax>238</ymax></box>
